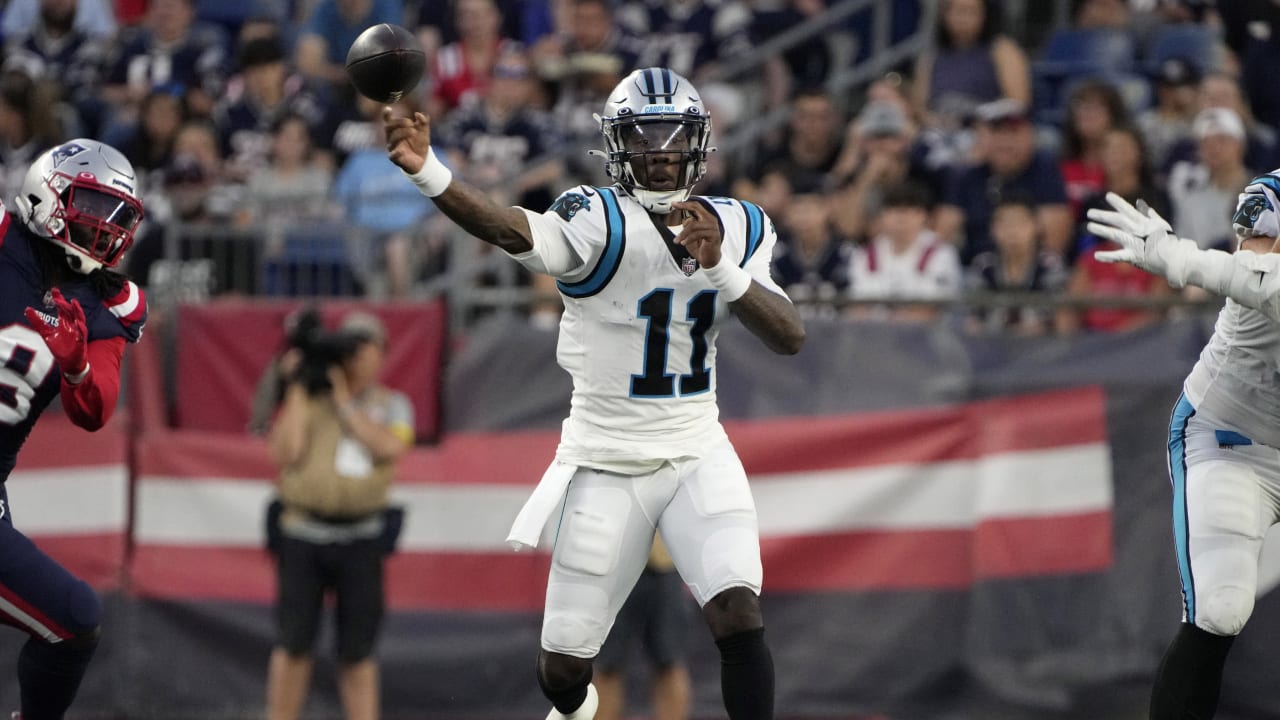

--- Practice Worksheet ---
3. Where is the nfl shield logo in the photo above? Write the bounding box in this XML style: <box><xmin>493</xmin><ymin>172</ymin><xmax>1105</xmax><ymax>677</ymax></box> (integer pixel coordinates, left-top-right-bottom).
<box><xmin>681</xmin><ymin>257</ymin><xmax>698</xmax><ymax>276</ymax></box>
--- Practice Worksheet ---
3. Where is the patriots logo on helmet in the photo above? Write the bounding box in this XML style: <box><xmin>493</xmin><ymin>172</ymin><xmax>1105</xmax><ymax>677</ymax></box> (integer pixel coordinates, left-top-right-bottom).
<box><xmin>550</xmin><ymin>192</ymin><xmax>591</xmax><ymax>222</ymax></box>
<box><xmin>49</xmin><ymin>142</ymin><xmax>88</xmax><ymax>167</ymax></box>
<box><xmin>1234</xmin><ymin>193</ymin><xmax>1270</xmax><ymax>229</ymax></box>
<box><xmin>681</xmin><ymin>256</ymin><xmax>698</xmax><ymax>276</ymax></box>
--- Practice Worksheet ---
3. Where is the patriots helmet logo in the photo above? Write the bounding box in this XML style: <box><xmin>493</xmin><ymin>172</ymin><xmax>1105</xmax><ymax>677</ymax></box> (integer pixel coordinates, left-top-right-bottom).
<box><xmin>49</xmin><ymin>142</ymin><xmax>88</xmax><ymax>167</ymax></box>
<box><xmin>549</xmin><ymin>192</ymin><xmax>591</xmax><ymax>222</ymax></box>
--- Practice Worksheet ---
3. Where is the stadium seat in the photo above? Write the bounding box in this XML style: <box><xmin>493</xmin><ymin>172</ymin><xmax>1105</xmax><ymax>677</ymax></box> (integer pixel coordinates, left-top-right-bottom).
<box><xmin>261</xmin><ymin>225</ymin><xmax>362</xmax><ymax>296</ymax></box>
<box><xmin>1145</xmin><ymin>23</ymin><xmax>1215</xmax><ymax>77</ymax></box>
<box><xmin>1033</xmin><ymin>29</ymin><xmax>1139</xmax><ymax>126</ymax></box>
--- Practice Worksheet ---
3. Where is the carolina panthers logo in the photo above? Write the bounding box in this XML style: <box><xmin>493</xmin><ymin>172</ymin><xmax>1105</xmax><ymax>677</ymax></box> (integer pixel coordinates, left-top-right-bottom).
<box><xmin>549</xmin><ymin>192</ymin><xmax>591</xmax><ymax>222</ymax></box>
<box><xmin>1234</xmin><ymin>193</ymin><xmax>1271</xmax><ymax>229</ymax></box>
<box><xmin>49</xmin><ymin>142</ymin><xmax>88</xmax><ymax>167</ymax></box>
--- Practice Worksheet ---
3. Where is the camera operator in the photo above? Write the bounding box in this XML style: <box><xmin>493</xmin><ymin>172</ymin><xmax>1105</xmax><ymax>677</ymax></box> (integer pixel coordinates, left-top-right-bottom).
<box><xmin>264</xmin><ymin>310</ymin><xmax>414</xmax><ymax>720</ymax></box>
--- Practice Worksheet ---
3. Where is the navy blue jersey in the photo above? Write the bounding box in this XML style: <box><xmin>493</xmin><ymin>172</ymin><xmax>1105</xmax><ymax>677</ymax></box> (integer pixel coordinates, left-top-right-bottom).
<box><xmin>438</xmin><ymin>105</ymin><xmax>564</xmax><ymax>208</ymax></box>
<box><xmin>215</xmin><ymin>74</ymin><xmax>332</xmax><ymax>177</ymax></box>
<box><xmin>105</xmin><ymin>24</ymin><xmax>226</xmax><ymax>96</ymax></box>
<box><xmin>0</xmin><ymin>213</ymin><xmax>146</xmax><ymax>479</ymax></box>
<box><xmin>771</xmin><ymin>234</ymin><xmax>853</xmax><ymax>314</ymax></box>
<box><xmin>3</xmin><ymin>30</ymin><xmax>105</xmax><ymax>100</ymax></box>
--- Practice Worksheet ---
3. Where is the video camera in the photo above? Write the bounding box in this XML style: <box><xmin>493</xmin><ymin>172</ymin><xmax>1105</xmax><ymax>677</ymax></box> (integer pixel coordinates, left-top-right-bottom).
<box><xmin>284</xmin><ymin>307</ymin><xmax>363</xmax><ymax>395</ymax></box>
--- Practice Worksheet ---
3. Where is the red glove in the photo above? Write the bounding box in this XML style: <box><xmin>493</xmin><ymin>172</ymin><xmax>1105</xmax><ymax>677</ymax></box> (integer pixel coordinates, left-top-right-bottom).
<box><xmin>25</xmin><ymin>288</ymin><xmax>89</xmax><ymax>378</ymax></box>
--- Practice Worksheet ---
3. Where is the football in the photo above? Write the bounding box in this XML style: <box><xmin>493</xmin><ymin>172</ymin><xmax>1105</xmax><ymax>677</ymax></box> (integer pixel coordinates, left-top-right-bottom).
<box><xmin>345</xmin><ymin>23</ymin><xmax>426</xmax><ymax>104</ymax></box>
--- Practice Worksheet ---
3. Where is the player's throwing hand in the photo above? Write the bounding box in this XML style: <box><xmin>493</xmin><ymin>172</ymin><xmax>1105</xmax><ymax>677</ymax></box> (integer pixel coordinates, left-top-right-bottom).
<box><xmin>24</xmin><ymin>288</ymin><xmax>88</xmax><ymax>378</ymax></box>
<box><xmin>674</xmin><ymin>200</ymin><xmax>723</xmax><ymax>268</ymax></box>
<box><xmin>383</xmin><ymin>107</ymin><xmax>433</xmax><ymax>175</ymax></box>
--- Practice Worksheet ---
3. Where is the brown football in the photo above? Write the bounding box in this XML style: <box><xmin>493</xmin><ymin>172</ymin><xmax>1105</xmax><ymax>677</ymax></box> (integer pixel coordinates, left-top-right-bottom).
<box><xmin>345</xmin><ymin>23</ymin><xmax>426</xmax><ymax>104</ymax></box>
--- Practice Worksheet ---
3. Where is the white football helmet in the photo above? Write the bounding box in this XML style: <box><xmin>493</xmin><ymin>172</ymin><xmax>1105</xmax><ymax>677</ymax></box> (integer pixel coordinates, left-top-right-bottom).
<box><xmin>596</xmin><ymin>67</ymin><xmax>712</xmax><ymax>214</ymax></box>
<box><xmin>13</xmin><ymin>138</ymin><xmax>144</xmax><ymax>273</ymax></box>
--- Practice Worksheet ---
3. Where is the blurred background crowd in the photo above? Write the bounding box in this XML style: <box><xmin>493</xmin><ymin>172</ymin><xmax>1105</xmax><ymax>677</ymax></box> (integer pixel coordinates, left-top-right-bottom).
<box><xmin>0</xmin><ymin>0</ymin><xmax>1267</xmax><ymax>331</ymax></box>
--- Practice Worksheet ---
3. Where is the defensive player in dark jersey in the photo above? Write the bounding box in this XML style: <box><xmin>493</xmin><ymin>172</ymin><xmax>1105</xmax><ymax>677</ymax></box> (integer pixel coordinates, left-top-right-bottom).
<box><xmin>0</xmin><ymin>139</ymin><xmax>147</xmax><ymax>720</ymax></box>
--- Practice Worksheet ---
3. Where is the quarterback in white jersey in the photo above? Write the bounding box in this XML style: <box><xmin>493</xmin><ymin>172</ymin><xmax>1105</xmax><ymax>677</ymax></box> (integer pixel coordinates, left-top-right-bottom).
<box><xmin>384</xmin><ymin>67</ymin><xmax>804</xmax><ymax>720</ymax></box>
<box><xmin>1087</xmin><ymin>179</ymin><xmax>1280</xmax><ymax>719</ymax></box>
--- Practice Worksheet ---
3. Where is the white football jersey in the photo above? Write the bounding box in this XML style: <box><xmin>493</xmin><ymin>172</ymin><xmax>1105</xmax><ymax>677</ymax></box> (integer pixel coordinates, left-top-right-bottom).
<box><xmin>514</xmin><ymin>185</ymin><xmax>786</xmax><ymax>472</ymax></box>
<box><xmin>1184</xmin><ymin>297</ymin><xmax>1280</xmax><ymax>448</ymax></box>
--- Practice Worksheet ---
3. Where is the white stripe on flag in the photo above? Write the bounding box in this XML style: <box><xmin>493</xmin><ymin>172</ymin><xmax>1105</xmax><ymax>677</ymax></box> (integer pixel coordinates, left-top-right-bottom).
<box><xmin>134</xmin><ymin>443</ymin><xmax>1110</xmax><ymax>549</ymax></box>
<box><xmin>754</xmin><ymin>444</ymin><xmax>1111</xmax><ymax>534</ymax></box>
<box><xmin>4</xmin><ymin>466</ymin><xmax>128</xmax><ymax>534</ymax></box>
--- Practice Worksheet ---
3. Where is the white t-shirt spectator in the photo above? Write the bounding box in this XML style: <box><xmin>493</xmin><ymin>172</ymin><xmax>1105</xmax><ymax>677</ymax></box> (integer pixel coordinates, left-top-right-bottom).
<box><xmin>849</xmin><ymin>230</ymin><xmax>963</xmax><ymax>303</ymax></box>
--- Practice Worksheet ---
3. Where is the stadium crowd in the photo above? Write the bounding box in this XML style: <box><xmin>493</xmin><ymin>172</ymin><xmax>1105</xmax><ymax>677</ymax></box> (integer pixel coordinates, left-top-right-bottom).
<box><xmin>0</xmin><ymin>0</ymin><xmax>1270</xmax><ymax>332</ymax></box>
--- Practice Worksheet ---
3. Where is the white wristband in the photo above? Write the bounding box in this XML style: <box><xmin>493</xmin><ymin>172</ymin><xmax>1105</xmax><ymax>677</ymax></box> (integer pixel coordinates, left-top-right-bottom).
<box><xmin>403</xmin><ymin>146</ymin><xmax>453</xmax><ymax>198</ymax></box>
<box><xmin>702</xmin><ymin>260</ymin><xmax>753</xmax><ymax>302</ymax></box>
<box><xmin>64</xmin><ymin>363</ymin><xmax>89</xmax><ymax>385</ymax></box>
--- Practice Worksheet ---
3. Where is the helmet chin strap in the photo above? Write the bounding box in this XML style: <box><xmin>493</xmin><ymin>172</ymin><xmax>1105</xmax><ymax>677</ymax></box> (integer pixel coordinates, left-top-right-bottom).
<box><xmin>628</xmin><ymin>186</ymin><xmax>692</xmax><ymax>215</ymax></box>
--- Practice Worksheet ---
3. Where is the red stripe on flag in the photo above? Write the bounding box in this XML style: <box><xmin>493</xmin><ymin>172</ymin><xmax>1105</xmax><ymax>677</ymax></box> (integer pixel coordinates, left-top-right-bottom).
<box><xmin>973</xmin><ymin>511</ymin><xmax>1113</xmax><ymax>579</ymax></box>
<box><xmin>32</xmin><ymin>534</ymin><xmax>126</xmax><ymax>590</ymax></box>
<box><xmin>728</xmin><ymin>386</ymin><xmax>1108</xmax><ymax>475</ymax></box>
<box><xmin>130</xmin><ymin>546</ymin><xmax>553</xmax><ymax>611</ymax></box>
<box><xmin>130</xmin><ymin>513</ymin><xmax>1111</xmax><ymax>608</ymax></box>
<box><xmin>763</xmin><ymin>512</ymin><xmax>1113</xmax><ymax>592</ymax></box>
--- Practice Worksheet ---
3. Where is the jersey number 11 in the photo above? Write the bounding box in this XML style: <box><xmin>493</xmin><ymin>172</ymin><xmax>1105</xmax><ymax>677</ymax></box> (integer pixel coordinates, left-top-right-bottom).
<box><xmin>631</xmin><ymin>289</ymin><xmax>716</xmax><ymax>398</ymax></box>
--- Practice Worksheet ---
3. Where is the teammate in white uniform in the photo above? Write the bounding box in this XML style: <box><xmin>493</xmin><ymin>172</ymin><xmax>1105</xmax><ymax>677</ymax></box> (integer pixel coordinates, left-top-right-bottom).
<box><xmin>384</xmin><ymin>67</ymin><xmax>804</xmax><ymax>720</ymax></box>
<box><xmin>1087</xmin><ymin>178</ymin><xmax>1280</xmax><ymax>719</ymax></box>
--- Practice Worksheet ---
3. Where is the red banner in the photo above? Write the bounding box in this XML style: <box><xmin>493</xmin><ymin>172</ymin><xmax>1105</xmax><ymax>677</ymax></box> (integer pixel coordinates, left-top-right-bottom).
<box><xmin>173</xmin><ymin>299</ymin><xmax>447</xmax><ymax>440</ymax></box>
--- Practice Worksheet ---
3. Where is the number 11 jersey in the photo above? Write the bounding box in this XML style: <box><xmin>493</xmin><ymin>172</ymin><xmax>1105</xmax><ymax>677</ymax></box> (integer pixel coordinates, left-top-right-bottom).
<box><xmin>516</xmin><ymin>185</ymin><xmax>786</xmax><ymax>473</ymax></box>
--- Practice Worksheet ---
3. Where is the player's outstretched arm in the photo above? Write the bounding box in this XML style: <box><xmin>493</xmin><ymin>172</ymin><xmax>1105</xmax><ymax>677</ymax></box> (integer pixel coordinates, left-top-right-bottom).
<box><xmin>383</xmin><ymin>107</ymin><xmax>534</xmax><ymax>255</ymax></box>
<box><xmin>674</xmin><ymin>201</ymin><xmax>805</xmax><ymax>355</ymax></box>
<box><xmin>1087</xmin><ymin>192</ymin><xmax>1280</xmax><ymax>321</ymax></box>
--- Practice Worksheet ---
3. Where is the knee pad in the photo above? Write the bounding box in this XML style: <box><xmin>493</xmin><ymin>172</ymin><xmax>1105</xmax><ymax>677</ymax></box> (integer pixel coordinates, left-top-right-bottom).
<box><xmin>1197</xmin><ymin>585</ymin><xmax>1254</xmax><ymax>636</ymax></box>
<box><xmin>542</xmin><ymin>583</ymin><xmax>610</xmax><ymax>656</ymax></box>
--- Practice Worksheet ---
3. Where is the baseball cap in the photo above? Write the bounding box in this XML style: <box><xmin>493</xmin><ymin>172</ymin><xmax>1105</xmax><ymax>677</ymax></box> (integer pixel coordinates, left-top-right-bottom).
<box><xmin>1193</xmin><ymin>107</ymin><xmax>1245</xmax><ymax>141</ymax></box>
<box><xmin>238</xmin><ymin>35</ymin><xmax>285</xmax><ymax>70</ymax></box>
<box><xmin>1156</xmin><ymin>57</ymin><xmax>1201</xmax><ymax>87</ymax></box>
<box><xmin>857</xmin><ymin>101</ymin><xmax>908</xmax><ymax>137</ymax></box>
<box><xmin>340</xmin><ymin>311</ymin><xmax>387</xmax><ymax>347</ymax></box>
<box><xmin>974</xmin><ymin>98</ymin><xmax>1030</xmax><ymax>127</ymax></box>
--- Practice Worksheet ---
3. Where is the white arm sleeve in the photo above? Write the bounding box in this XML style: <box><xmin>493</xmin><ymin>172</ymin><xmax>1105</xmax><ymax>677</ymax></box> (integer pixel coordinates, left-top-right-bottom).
<box><xmin>509</xmin><ymin>208</ymin><xmax>584</xmax><ymax>276</ymax></box>
<box><xmin>1184</xmin><ymin>248</ymin><xmax>1280</xmax><ymax>322</ymax></box>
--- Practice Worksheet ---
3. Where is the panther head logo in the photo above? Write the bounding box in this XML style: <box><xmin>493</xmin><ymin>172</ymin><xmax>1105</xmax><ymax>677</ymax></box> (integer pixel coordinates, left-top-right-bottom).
<box><xmin>549</xmin><ymin>192</ymin><xmax>591</xmax><ymax>222</ymax></box>
<box><xmin>1234</xmin><ymin>193</ymin><xmax>1270</xmax><ymax>229</ymax></box>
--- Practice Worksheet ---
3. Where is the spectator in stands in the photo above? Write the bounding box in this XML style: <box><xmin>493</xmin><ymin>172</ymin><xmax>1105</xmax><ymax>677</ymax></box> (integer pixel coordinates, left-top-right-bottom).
<box><xmin>1</xmin><ymin>0</ymin><xmax>117</xmax><ymax>41</ymax></box>
<box><xmin>414</xmin><ymin>0</ymin><xmax>527</xmax><ymax>62</ymax></box>
<box><xmin>616</xmin><ymin>0</ymin><xmax>753</xmax><ymax>81</ymax></box>
<box><xmin>217</xmin><ymin>32</ymin><xmax>334</xmax><ymax>182</ymax></box>
<box><xmin>771</xmin><ymin>172</ymin><xmax>852</xmax><ymax>318</ymax></box>
<box><xmin>965</xmin><ymin>193</ymin><xmax>1071</xmax><ymax>336</ymax></box>
<box><xmin>295</xmin><ymin>0</ymin><xmax>403</xmax><ymax>90</ymax></box>
<box><xmin>429</xmin><ymin>0</ymin><xmax>521</xmax><ymax>116</ymax></box>
<box><xmin>335</xmin><ymin>95</ymin><xmax>440</xmax><ymax>297</ymax></box>
<box><xmin>1073</xmin><ymin>0</ymin><xmax>1132</xmax><ymax>30</ymax></box>
<box><xmin>1219</xmin><ymin>0</ymin><xmax>1280</xmax><ymax>129</ymax></box>
<box><xmin>935</xmin><ymin>98</ymin><xmax>1072</xmax><ymax>263</ymax></box>
<box><xmin>437</xmin><ymin>49</ymin><xmax>564</xmax><ymax>211</ymax></box>
<box><xmin>830</xmin><ymin>99</ymin><xmax>937</xmax><ymax>242</ymax></box>
<box><xmin>736</xmin><ymin>87</ymin><xmax>844</xmax><ymax>204</ymax></box>
<box><xmin>266</xmin><ymin>309</ymin><xmax>412</xmax><ymax>720</ymax></box>
<box><xmin>911</xmin><ymin>0</ymin><xmax>1029</xmax><ymax>136</ymax></box>
<box><xmin>594</xmin><ymin>537</ymin><xmax>694</xmax><ymax>720</ymax></box>
<box><xmin>327</xmin><ymin>87</ymin><xmax>388</xmax><ymax>167</ymax></box>
<box><xmin>101</xmin><ymin>0</ymin><xmax>228</xmax><ymax>123</ymax></box>
<box><xmin>1059</xmin><ymin>79</ymin><xmax>1129</xmax><ymax>222</ymax></box>
<box><xmin>848</xmin><ymin>181</ymin><xmax>961</xmax><ymax>323</ymax></box>
<box><xmin>2</xmin><ymin>0</ymin><xmax>110</xmax><ymax>136</ymax></box>
<box><xmin>0</xmin><ymin>70</ymin><xmax>65</xmax><ymax>203</ymax></box>
<box><xmin>244</xmin><ymin>113</ymin><xmax>337</xmax><ymax>232</ymax></box>
<box><xmin>1165</xmin><ymin>71</ymin><xmax>1279</xmax><ymax>173</ymax></box>
<box><xmin>1136</xmin><ymin>56</ymin><xmax>1200</xmax><ymax>173</ymax></box>
<box><xmin>1075</xmin><ymin>125</ymin><xmax>1170</xmax><ymax>262</ymax></box>
<box><xmin>1168</xmin><ymin>107</ymin><xmax>1253</xmax><ymax>252</ymax></box>
<box><xmin>117</xmin><ymin>87</ymin><xmax>187</xmax><ymax>182</ymax></box>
